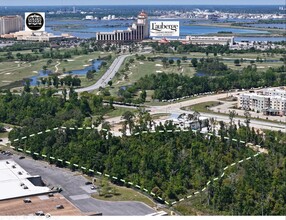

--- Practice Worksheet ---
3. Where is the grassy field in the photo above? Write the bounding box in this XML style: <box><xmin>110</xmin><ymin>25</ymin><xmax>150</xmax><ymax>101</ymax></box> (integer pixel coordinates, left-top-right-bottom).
<box><xmin>57</xmin><ymin>51</ymin><xmax>112</xmax><ymax>72</ymax></box>
<box><xmin>0</xmin><ymin>132</ymin><xmax>8</xmax><ymax>139</ymax></box>
<box><xmin>182</xmin><ymin>101</ymin><xmax>222</xmax><ymax>113</ymax></box>
<box><xmin>110</xmin><ymin>58</ymin><xmax>196</xmax><ymax>97</ymax></box>
<box><xmin>91</xmin><ymin>182</ymin><xmax>155</xmax><ymax>208</ymax></box>
<box><xmin>0</xmin><ymin>51</ymin><xmax>114</xmax><ymax>89</ymax></box>
<box><xmin>0</xmin><ymin>60</ymin><xmax>48</xmax><ymax>88</ymax></box>
<box><xmin>105</xmin><ymin>107</ymin><xmax>137</xmax><ymax>118</ymax></box>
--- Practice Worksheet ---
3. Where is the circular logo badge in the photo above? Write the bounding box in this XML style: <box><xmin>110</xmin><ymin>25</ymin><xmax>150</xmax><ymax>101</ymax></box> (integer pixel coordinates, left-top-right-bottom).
<box><xmin>26</xmin><ymin>13</ymin><xmax>44</xmax><ymax>31</ymax></box>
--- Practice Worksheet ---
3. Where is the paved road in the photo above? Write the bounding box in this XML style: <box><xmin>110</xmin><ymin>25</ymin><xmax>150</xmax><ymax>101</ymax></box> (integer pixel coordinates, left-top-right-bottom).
<box><xmin>75</xmin><ymin>54</ymin><xmax>131</xmax><ymax>93</ymax></box>
<box><xmin>106</xmin><ymin>92</ymin><xmax>286</xmax><ymax>132</ymax></box>
<box><xmin>11</xmin><ymin>156</ymin><xmax>154</xmax><ymax>216</ymax></box>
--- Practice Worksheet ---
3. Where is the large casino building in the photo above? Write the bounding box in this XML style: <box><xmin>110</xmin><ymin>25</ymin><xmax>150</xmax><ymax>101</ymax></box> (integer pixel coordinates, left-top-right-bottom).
<box><xmin>96</xmin><ymin>11</ymin><xmax>149</xmax><ymax>43</ymax></box>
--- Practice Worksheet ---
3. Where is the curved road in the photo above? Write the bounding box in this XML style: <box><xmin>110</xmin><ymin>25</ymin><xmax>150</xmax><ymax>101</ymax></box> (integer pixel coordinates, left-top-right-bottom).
<box><xmin>75</xmin><ymin>54</ymin><xmax>131</xmax><ymax>93</ymax></box>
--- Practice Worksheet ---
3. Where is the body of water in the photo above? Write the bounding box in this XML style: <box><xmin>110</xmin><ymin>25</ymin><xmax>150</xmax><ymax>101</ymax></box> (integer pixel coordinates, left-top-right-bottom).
<box><xmin>248</xmin><ymin>23</ymin><xmax>286</xmax><ymax>29</ymax></box>
<box><xmin>29</xmin><ymin>59</ymin><xmax>103</xmax><ymax>86</ymax></box>
<box><xmin>46</xmin><ymin>18</ymin><xmax>271</xmax><ymax>40</ymax></box>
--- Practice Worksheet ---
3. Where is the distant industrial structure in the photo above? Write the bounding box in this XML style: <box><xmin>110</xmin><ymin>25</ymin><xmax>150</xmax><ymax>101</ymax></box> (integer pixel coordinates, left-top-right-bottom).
<box><xmin>185</xmin><ymin>35</ymin><xmax>234</xmax><ymax>46</ymax></box>
<box><xmin>96</xmin><ymin>11</ymin><xmax>149</xmax><ymax>43</ymax></box>
<box><xmin>238</xmin><ymin>88</ymin><xmax>286</xmax><ymax>116</ymax></box>
<box><xmin>0</xmin><ymin>15</ymin><xmax>23</xmax><ymax>35</ymax></box>
<box><xmin>1</xmin><ymin>31</ymin><xmax>76</xmax><ymax>42</ymax></box>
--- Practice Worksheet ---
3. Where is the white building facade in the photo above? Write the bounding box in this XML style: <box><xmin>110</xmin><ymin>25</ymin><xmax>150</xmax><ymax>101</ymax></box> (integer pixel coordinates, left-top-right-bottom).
<box><xmin>239</xmin><ymin>88</ymin><xmax>286</xmax><ymax>116</ymax></box>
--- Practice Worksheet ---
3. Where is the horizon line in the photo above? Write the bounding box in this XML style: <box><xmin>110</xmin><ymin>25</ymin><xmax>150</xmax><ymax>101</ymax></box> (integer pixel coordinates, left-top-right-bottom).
<box><xmin>0</xmin><ymin>4</ymin><xmax>283</xmax><ymax>6</ymax></box>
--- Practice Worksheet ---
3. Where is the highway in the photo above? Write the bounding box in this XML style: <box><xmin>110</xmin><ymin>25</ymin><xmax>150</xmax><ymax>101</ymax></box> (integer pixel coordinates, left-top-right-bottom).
<box><xmin>75</xmin><ymin>54</ymin><xmax>131</xmax><ymax>93</ymax></box>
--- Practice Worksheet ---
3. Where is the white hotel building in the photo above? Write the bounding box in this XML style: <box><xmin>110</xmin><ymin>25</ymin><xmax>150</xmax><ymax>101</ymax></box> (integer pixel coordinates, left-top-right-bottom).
<box><xmin>239</xmin><ymin>88</ymin><xmax>286</xmax><ymax>116</ymax></box>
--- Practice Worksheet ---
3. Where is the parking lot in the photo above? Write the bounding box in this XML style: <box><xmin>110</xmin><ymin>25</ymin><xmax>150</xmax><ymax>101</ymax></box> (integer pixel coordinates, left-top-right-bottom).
<box><xmin>12</xmin><ymin>156</ymin><xmax>155</xmax><ymax>216</ymax></box>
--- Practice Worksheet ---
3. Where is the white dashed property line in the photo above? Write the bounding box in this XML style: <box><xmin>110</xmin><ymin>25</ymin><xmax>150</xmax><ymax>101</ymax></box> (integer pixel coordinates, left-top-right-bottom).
<box><xmin>65</xmin><ymin>161</ymin><xmax>70</xmax><ymax>164</ymax></box>
<box><xmin>89</xmin><ymin>169</ymin><xmax>94</xmax><ymax>172</ymax></box>
<box><xmin>81</xmin><ymin>167</ymin><xmax>86</xmax><ymax>170</ymax></box>
<box><xmin>61</xmin><ymin>127</ymin><xmax>67</xmax><ymax>129</ymax></box>
<box><xmin>9</xmin><ymin>126</ymin><xmax>265</xmax><ymax>208</ymax></box>
<box><xmin>53</xmin><ymin>128</ymin><xmax>59</xmax><ymax>131</ymax></box>
<box><xmin>157</xmin><ymin>197</ymin><xmax>163</xmax><ymax>201</ymax></box>
<box><xmin>26</xmin><ymin>150</ymin><xmax>31</xmax><ymax>154</ymax></box>
<box><xmin>104</xmin><ymin>174</ymin><xmax>110</xmax><ymax>177</ymax></box>
<box><xmin>223</xmin><ymin>166</ymin><xmax>229</xmax><ymax>171</ymax></box>
<box><xmin>231</xmin><ymin>163</ymin><xmax>236</xmax><ymax>167</ymax></box>
<box><xmin>135</xmin><ymin>185</ymin><xmax>141</xmax><ymax>189</ymax></box>
<box><xmin>187</xmin><ymin>195</ymin><xmax>192</xmax><ymax>199</ymax></box>
<box><xmin>33</xmin><ymin>152</ymin><xmax>39</xmax><ymax>156</ymax></box>
<box><xmin>179</xmin><ymin>198</ymin><xmax>185</xmax><ymax>202</ymax></box>
<box><xmin>221</xmin><ymin>173</ymin><xmax>225</xmax><ymax>178</ymax></box>
<box><xmin>112</xmin><ymin>176</ymin><xmax>118</xmax><ymax>180</ymax></box>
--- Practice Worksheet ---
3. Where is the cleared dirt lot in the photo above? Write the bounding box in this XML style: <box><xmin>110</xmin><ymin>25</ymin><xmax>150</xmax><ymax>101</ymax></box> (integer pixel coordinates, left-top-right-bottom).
<box><xmin>0</xmin><ymin>193</ymin><xmax>83</xmax><ymax>216</ymax></box>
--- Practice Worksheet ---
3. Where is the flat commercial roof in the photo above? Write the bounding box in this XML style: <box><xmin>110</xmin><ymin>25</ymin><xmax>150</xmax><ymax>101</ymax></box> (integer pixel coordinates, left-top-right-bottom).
<box><xmin>0</xmin><ymin>159</ymin><xmax>50</xmax><ymax>200</ymax></box>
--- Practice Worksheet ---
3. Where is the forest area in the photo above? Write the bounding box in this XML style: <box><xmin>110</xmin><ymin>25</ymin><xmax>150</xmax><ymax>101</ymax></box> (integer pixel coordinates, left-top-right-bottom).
<box><xmin>0</xmin><ymin>91</ymin><xmax>285</xmax><ymax>215</ymax></box>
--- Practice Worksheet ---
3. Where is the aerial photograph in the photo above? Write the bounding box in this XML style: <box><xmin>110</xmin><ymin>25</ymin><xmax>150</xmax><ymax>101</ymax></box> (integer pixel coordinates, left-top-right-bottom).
<box><xmin>0</xmin><ymin>0</ymin><xmax>285</xmax><ymax>218</ymax></box>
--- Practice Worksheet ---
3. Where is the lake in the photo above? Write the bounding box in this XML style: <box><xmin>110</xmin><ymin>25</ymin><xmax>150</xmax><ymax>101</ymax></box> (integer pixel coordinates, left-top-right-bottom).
<box><xmin>28</xmin><ymin>59</ymin><xmax>103</xmax><ymax>86</ymax></box>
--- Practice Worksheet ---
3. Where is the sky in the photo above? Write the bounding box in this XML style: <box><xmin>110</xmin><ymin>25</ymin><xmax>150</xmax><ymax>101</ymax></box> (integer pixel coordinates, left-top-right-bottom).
<box><xmin>0</xmin><ymin>0</ymin><xmax>284</xmax><ymax>6</ymax></box>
